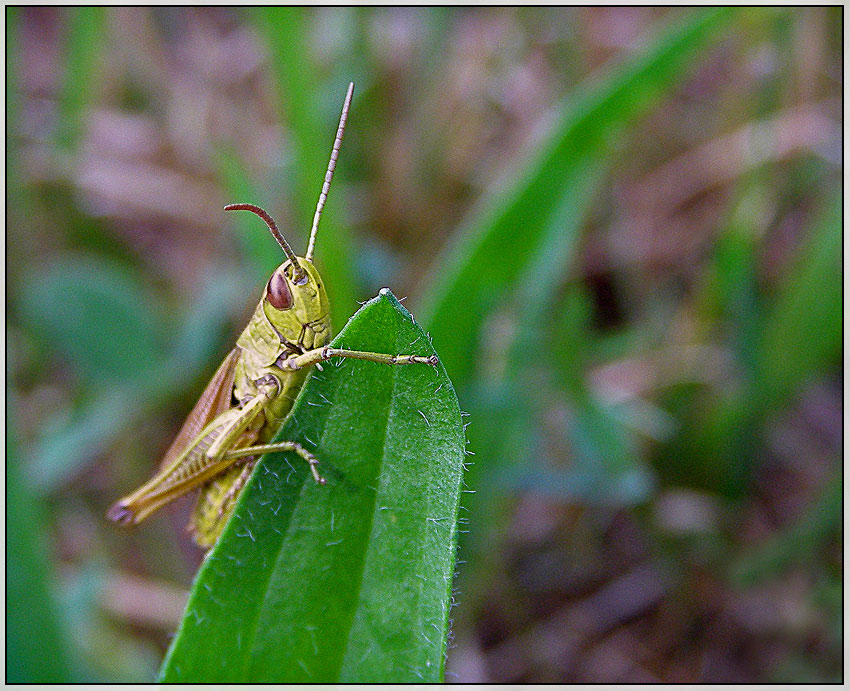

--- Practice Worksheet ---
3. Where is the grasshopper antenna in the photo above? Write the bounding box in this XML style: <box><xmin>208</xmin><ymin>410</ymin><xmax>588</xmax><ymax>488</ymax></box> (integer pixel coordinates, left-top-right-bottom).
<box><xmin>306</xmin><ymin>81</ymin><xmax>354</xmax><ymax>263</ymax></box>
<box><xmin>224</xmin><ymin>203</ymin><xmax>306</xmax><ymax>282</ymax></box>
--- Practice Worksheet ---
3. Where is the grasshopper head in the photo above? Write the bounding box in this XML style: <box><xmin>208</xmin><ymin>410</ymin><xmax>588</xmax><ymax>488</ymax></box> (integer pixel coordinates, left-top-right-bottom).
<box><xmin>225</xmin><ymin>82</ymin><xmax>354</xmax><ymax>350</ymax></box>
<box><xmin>262</xmin><ymin>257</ymin><xmax>331</xmax><ymax>349</ymax></box>
<box><xmin>223</xmin><ymin>203</ymin><xmax>332</xmax><ymax>348</ymax></box>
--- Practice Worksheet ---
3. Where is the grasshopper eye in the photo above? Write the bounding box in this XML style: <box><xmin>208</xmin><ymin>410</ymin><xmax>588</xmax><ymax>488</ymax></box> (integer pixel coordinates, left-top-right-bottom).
<box><xmin>267</xmin><ymin>272</ymin><xmax>293</xmax><ymax>310</ymax></box>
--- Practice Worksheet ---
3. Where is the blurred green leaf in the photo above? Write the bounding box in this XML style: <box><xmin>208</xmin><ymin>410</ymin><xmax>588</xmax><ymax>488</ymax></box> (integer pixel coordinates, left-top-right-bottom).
<box><xmin>60</xmin><ymin>564</ymin><xmax>161</xmax><ymax>682</ymax></box>
<box><xmin>551</xmin><ymin>283</ymin><xmax>596</xmax><ymax>393</ymax></box>
<box><xmin>160</xmin><ymin>291</ymin><xmax>464</xmax><ymax>682</ymax></box>
<box><xmin>419</xmin><ymin>7</ymin><xmax>736</xmax><ymax>388</ymax></box>
<box><xmin>812</xmin><ymin>571</ymin><xmax>843</xmax><ymax>649</ymax></box>
<box><xmin>661</xmin><ymin>180</ymin><xmax>767</xmax><ymax>494</ymax></box>
<box><xmin>164</xmin><ymin>265</ymin><xmax>249</xmax><ymax>381</ymax></box>
<box><xmin>27</xmin><ymin>263</ymin><xmax>246</xmax><ymax>492</ymax></box>
<box><xmin>31</xmin><ymin>387</ymin><xmax>137</xmax><ymax>492</ymax></box>
<box><xmin>251</xmin><ymin>7</ymin><xmax>357</xmax><ymax>329</ymax></box>
<box><xmin>754</xmin><ymin>190</ymin><xmax>841</xmax><ymax>412</ymax></box>
<box><xmin>7</xmin><ymin>401</ymin><xmax>75</xmax><ymax>682</ymax></box>
<box><xmin>56</xmin><ymin>6</ymin><xmax>106</xmax><ymax>151</ymax></box>
<box><xmin>493</xmin><ymin>464</ymin><xmax>652</xmax><ymax>506</ymax></box>
<box><xmin>514</xmin><ymin>158</ymin><xmax>606</xmax><ymax>334</ymax></box>
<box><xmin>712</xmin><ymin>198</ymin><xmax>763</xmax><ymax>372</ymax></box>
<box><xmin>16</xmin><ymin>255</ymin><xmax>165</xmax><ymax>384</ymax></box>
<box><xmin>663</xmin><ymin>188</ymin><xmax>841</xmax><ymax>496</ymax></box>
<box><xmin>553</xmin><ymin>285</ymin><xmax>653</xmax><ymax>503</ymax></box>
<box><xmin>566</xmin><ymin>399</ymin><xmax>652</xmax><ymax>504</ymax></box>
<box><xmin>214</xmin><ymin>147</ymin><xmax>281</xmax><ymax>282</ymax></box>
<box><xmin>460</xmin><ymin>161</ymin><xmax>641</xmax><ymax>533</ymax></box>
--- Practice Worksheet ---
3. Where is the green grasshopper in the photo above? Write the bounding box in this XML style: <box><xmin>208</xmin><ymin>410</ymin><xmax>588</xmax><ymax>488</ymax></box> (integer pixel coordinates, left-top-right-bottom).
<box><xmin>107</xmin><ymin>83</ymin><xmax>438</xmax><ymax>548</ymax></box>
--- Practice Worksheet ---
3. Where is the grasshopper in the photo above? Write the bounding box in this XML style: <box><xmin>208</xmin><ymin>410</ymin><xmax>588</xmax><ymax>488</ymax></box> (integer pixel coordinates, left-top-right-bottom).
<box><xmin>107</xmin><ymin>83</ymin><xmax>438</xmax><ymax>548</ymax></box>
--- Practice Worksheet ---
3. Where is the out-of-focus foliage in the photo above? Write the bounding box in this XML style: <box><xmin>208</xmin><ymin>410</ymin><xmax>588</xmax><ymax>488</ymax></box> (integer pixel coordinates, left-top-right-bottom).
<box><xmin>7</xmin><ymin>412</ymin><xmax>74</xmax><ymax>682</ymax></box>
<box><xmin>7</xmin><ymin>6</ymin><xmax>842</xmax><ymax>683</ymax></box>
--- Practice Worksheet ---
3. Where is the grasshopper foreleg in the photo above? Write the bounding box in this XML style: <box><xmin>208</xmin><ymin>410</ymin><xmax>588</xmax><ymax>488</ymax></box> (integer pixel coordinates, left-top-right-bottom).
<box><xmin>281</xmin><ymin>347</ymin><xmax>439</xmax><ymax>370</ymax></box>
<box><xmin>224</xmin><ymin>441</ymin><xmax>325</xmax><ymax>485</ymax></box>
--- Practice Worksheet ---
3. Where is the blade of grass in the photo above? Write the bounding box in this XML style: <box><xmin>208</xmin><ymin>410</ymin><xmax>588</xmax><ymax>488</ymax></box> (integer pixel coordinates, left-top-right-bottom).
<box><xmin>664</xmin><ymin>178</ymin><xmax>767</xmax><ymax>494</ymax></box>
<box><xmin>250</xmin><ymin>7</ymin><xmax>357</xmax><ymax>328</ymax></box>
<box><xmin>460</xmin><ymin>158</ymin><xmax>607</xmax><ymax>522</ymax></box>
<box><xmin>657</xmin><ymin>187</ymin><xmax>841</xmax><ymax>496</ymax></box>
<box><xmin>55</xmin><ymin>6</ymin><xmax>106</xmax><ymax>152</ymax></box>
<box><xmin>754</xmin><ymin>189</ymin><xmax>841</xmax><ymax>412</ymax></box>
<box><xmin>418</xmin><ymin>7</ymin><xmax>737</xmax><ymax>388</ymax></box>
<box><xmin>456</xmin><ymin>157</ymin><xmax>653</xmax><ymax>611</ymax></box>
<box><xmin>7</xmin><ymin>400</ymin><xmax>75</xmax><ymax>682</ymax></box>
<box><xmin>550</xmin><ymin>281</ymin><xmax>652</xmax><ymax>504</ymax></box>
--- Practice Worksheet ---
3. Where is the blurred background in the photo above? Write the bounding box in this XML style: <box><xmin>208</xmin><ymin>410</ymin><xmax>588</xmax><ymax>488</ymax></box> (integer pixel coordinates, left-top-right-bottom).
<box><xmin>6</xmin><ymin>6</ymin><xmax>842</xmax><ymax>683</ymax></box>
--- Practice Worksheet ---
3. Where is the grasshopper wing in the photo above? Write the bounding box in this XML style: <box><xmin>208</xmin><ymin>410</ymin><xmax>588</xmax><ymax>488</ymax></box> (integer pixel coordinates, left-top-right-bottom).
<box><xmin>107</xmin><ymin>348</ymin><xmax>242</xmax><ymax>527</ymax></box>
<box><xmin>158</xmin><ymin>347</ymin><xmax>241</xmax><ymax>471</ymax></box>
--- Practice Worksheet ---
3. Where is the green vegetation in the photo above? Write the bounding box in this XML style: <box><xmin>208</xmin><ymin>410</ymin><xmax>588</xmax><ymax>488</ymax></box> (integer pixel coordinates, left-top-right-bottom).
<box><xmin>161</xmin><ymin>292</ymin><xmax>463</xmax><ymax>682</ymax></box>
<box><xmin>7</xmin><ymin>7</ymin><xmax>841</xmax><ymax>683</ymax></box>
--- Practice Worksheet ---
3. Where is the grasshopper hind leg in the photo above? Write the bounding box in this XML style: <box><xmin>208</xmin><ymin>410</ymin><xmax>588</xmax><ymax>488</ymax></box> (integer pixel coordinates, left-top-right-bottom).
<box><xmin>190</xmin><ymin>460</ymin><xmax>255</xmax><ymax>549</ymax></box>
<box><xmin>217</xmin><ymin>459</ymin><xmax>256</xmax><ymax>519</ymax></box>
<box><xmin>189</xmin><ymin>441</ymin><xmax>325</xmax><ymax>548</ymax></box>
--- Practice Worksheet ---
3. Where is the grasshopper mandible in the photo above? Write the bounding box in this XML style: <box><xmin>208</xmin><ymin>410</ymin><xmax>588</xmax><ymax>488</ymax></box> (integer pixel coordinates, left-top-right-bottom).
<box><xmin>107</xmin><ymin>82</ymin><xmax>438</xmax><ymax>548</ymax></box>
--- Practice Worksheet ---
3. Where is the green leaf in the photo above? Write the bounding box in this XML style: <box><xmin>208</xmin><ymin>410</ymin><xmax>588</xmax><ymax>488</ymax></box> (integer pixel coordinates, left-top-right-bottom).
<box><xmin>418</xmin><ymin>7</ymin><xmax>736</xmax><ymax>388</ymax></box>
<box><xmin>55</xmin><ymin>7</ymin><xmax>106</xmax><ymax>151</ymax></box>
<box><xmin>456</xmin><ymin>160</ymin><xmax>649</xmax><ymax>591</ymax></box>
<box><xmin>30</xmin><ymin>386</ymin><xmax>137</xmax><ymax>492</ymax></box>
<box><xmin>27</xmin><ymin>263</ymin><xmax>245</xmax><ymax>492</ymax></box>
<box><xmin>754</xmin><ymin>190</ymin><xmax>842</xmax><ymax>412</ymax></box>
<box><xmin>15</xmin><ymin>255</ymin><xmax>165</xmax><ymax>384</ymax></box>
<box><xmin>160</xmin><ymin>290</ymin><xmax>464</xmax><ymax>682</ymax></box>
<box><xmin>7</xmin><ymin>399</ymin><xmax>75</xmax><ymax>682</ymax></box>
<box><xmin>661</xmin><ymin>188</ymin><xmax>842</xmax><ymax>497</ymax></box>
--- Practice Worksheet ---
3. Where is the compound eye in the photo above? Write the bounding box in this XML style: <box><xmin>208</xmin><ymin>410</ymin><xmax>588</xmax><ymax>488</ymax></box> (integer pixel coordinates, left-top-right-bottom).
<box><xmin>267</xmin><ymin>271</ymin><xmax>293</xmax><ymax>310</ymax></box>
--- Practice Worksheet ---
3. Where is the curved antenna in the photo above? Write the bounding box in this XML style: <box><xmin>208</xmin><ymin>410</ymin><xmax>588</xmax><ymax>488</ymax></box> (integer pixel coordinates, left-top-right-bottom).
<box><xmin>306</xmin><ymin>81</ymin><xmax>354</xmax><ymax>262</ymax></box>
<box><xmin>224</xmin><ymin>203</ymin><xmax>306</xmax><ymax>282</ymax></box>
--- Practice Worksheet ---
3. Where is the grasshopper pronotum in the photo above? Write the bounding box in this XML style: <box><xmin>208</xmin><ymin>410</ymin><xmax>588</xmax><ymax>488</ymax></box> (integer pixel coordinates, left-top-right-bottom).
<box><xmin>107</xmin><ymin>83</ymin><xmax>438</xmax><ymax>548</ymax></box>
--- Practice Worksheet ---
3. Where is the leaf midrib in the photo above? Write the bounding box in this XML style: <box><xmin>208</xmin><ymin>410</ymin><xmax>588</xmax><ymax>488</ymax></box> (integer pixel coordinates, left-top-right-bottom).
<box><xmin>337</xmin><ymin>356</ymin><xmax>398</xmax><ymax>679</ymax></box>
<box><xmin>241</xmin><ymin>344</ymin><xmax>400</xmax><ymax>681</ymax></box>
<box><xmin>240</xmin><ymin>471</ymin><xmax>312</xmax><ymax>679</ymax></box>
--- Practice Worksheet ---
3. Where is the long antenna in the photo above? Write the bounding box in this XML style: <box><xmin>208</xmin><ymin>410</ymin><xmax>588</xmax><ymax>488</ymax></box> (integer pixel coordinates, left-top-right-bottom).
<box><xmin>224</xmin><ymin>203</ymin><xmax>306</xmax><ymax>282</ymax></box>
<box><xmin>306</xmin><ymin>81</ymin><xmax>354</xmax><ymax>262</ymax></box>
